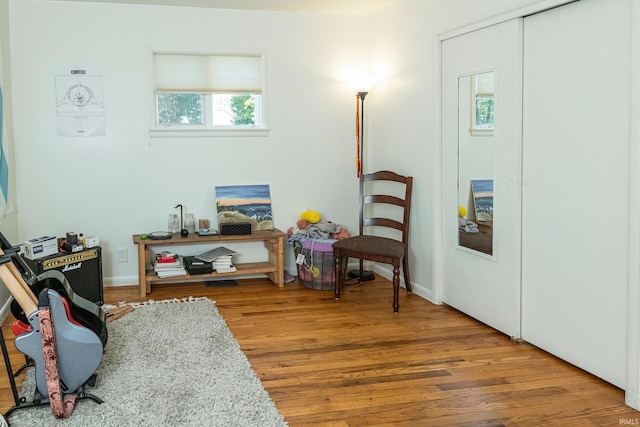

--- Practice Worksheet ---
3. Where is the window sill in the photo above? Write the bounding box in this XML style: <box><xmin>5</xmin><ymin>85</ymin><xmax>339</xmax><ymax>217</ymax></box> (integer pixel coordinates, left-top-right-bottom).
<box><xmin>149</xmin><ymin>127</ymin><xmax>271</xmax><ymax>139</ymax></box>
<box><xmin>469</xmin><ymin>128</ymin><xmax>494</xmax><ymax>137</ymax></box>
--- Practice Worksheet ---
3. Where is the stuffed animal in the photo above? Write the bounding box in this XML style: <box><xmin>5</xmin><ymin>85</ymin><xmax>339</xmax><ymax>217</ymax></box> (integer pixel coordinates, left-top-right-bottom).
<box><xmin>333</xmin><ymin>228</ymin><xmax>351</xmax><ymax>240</ymax></box>
<box><xmin>287</xmin><ymin>210</ymin><xmax>352</xmax><ymax>242</ymax></box>
<box><xmin>308</xmin><ymin>222</ymin><xmax>341</xmax><ymax>239</ymax></box>
<box><xmin>300</xmin><ymin>210</ymin><xmax>321</xmax><ymax>224</ymax></box>
<box><xmin>458</xmin><ymin>205</ymin><xmax>479</xmax><ymax>233</ymax></box>
<box><xmin>458</xmin><ymin>206</ymin><xmax>467</xmax><ymax>229</ymax></box>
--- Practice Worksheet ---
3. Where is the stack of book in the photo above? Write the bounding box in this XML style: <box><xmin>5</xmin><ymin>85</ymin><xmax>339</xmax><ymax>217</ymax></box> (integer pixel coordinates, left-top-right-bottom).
<box><xmin>154</xmin><ymin>251</ymin><xmax>187</xmax><ymax>278</ymax></box>
<box><xmin>196</xmin><ymin>246</ymin><xmax>237</xmax><ymax>273</ymax></box>
<box><xmin>212</xmin><ymin>255</ymin><xmax>236</xmax><ymax>273</ymax></box>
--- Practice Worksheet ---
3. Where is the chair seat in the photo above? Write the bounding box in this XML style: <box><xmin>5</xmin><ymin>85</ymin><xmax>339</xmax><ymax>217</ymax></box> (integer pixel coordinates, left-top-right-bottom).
<box><xmin>333</xmin><ymin>235</ymin><xmax>405</xmax><ymax>260</ymax></box>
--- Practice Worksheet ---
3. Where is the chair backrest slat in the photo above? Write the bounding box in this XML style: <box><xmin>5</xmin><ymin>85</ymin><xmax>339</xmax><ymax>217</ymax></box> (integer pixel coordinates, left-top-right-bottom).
<box><xmin>363</xmin><ymin>217</ymin><xmax>404</xmax><ymax>231</ymax></box>
<box><xmin>363</xmin><ymin>194</ymin><xmax>405</xmax><ymax>207</ymax></box>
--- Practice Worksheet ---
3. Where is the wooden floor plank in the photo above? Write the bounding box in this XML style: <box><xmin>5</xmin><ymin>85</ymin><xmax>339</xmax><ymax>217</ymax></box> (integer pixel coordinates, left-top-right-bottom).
<box><xmin>1</xmin><ymin>277</ymin><xmax>639</xmax><ymax>426</ymax></box>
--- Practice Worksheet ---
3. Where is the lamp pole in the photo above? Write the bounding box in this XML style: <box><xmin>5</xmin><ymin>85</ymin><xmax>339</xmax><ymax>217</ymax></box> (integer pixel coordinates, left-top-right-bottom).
<box><xmin>357</xmin><ymin>91</ymin><xmax>368</xmax><ymax>176</ymax></box>
<box><xmin>350</xmin><ymin>90</ymin><xmax>375</xmax><ymax>282</ymax></box>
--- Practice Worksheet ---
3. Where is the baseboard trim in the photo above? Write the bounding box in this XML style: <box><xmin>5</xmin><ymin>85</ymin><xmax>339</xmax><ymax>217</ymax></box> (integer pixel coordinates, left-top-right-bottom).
<box><xmin>104</xmin><ymin>275</ymin><xmax>139</xmax><ymax>287</ymax></box>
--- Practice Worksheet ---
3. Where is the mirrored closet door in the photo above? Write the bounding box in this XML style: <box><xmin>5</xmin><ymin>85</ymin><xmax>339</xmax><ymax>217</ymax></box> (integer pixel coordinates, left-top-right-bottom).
<box><xmin>441</xmin><ymin>19</ymin><xmax>523</xmax><ymax>339</ymax></box>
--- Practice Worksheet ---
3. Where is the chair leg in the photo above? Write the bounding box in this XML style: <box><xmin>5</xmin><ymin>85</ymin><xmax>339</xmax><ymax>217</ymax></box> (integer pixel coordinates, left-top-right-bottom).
<box><xmin>334</xmin><ymin>254</ymin><xmax>347</xmax><ymax>300</ymax></box>
<box><xmin>392</xmin><ymin>266</ymin><xmax>400</xmax><ymax>313</ymax></box>
<box><xmin>403</xmin><ymin>255</ymin><xmax>412</xmax><ymax>293</ymax></box>
<box><xmin>358</xmin><ymin>259</ymin><xmax>364</xmax><ymax>284</ymax></box>
<box><xmin>334</xmin><ymin>255</ymin><xmax>340</xmax><ymax>299</ymax></box>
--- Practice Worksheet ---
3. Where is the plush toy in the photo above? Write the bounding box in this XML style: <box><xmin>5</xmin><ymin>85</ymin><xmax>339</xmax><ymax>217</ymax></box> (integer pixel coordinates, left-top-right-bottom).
<box><xmin>333</xmin><ymin>228</ymin><xmax>351</xmax><ymax>240</ymax></box>
<box><xmin>458</xmin><ymin>205</ymin><xmax>479</xmax><ymax>233</ymax></box>
<box><xmin>458</xmin><ymin>206</ymin><xmax>467</xmax><ymax>229</ymax></box>
<box><xmin>300</xmin><ymin>210</ymin><xmax>321</xmax><ymax>224</ymax></box>
<box><xmin>310</xmin><ymin>266</ymin><xmax>321</xmax><ymax>278</ymax></box>
<box><xmin>308</xmin><ymin>222</ymin><xmax>342</xmax><ymax>239</ymax></box>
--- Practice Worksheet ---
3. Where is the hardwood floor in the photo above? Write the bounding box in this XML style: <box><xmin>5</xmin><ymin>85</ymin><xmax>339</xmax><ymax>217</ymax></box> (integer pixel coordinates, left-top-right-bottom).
<box><xmin>2</xmin><ymin>276</ymin><xmax>639</xmax><ymax>426</ymax></box>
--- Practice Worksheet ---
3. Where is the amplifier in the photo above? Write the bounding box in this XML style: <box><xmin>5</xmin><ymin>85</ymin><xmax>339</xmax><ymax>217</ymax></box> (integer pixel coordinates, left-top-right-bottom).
<box><xmin>219</xmin><ymin>222</ymin><xmax>252</xmax><ymax>235</ymax></box>
<box><xmin>22</xmin><ymin>246</ymin><xmax>104</xmax><ymax>305</ymax></box>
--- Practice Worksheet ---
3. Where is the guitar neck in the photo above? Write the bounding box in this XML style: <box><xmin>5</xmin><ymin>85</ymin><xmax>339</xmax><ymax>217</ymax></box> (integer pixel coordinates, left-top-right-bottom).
<box><xmin>0</xmin><ymin>249</ymin><xmax>38</xmax><ymax>315</ymax></box>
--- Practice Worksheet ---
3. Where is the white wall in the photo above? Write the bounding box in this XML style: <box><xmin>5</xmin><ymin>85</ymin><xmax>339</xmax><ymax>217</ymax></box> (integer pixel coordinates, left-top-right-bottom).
<box><xmin>9</xmin><ymin>0</ymin><xmax>371</xmax><ymax>285</ymax></box>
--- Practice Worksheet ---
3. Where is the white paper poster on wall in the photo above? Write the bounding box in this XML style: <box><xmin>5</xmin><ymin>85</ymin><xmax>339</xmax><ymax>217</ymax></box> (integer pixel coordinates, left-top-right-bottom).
<box><xmin>55</xmin><ymin>65</ymin><xmax>105</xmax><ymax>137</ymax></box>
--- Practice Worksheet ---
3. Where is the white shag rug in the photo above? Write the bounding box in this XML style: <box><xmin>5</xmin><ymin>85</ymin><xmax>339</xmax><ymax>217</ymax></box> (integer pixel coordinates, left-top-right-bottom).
<box><xmin>8</xmin><ymin>297</ymin><xmax>287</xmax><ymax>427</ymax></box>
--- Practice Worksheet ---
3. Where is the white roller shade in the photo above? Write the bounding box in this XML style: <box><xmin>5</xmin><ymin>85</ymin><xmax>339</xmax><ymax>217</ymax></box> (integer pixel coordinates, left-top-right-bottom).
<box><xmin>474</xmin><ymin>72</ymin><xmax>494</xmax><ymax>96</ymax></box>
<box><xmin>154</xmin><ymin>53</ymin><xmax>262</xmax><ymax>93</ymax></box>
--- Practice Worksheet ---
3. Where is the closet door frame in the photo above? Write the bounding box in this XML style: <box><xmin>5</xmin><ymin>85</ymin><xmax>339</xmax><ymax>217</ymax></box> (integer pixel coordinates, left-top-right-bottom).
<box><xmin>433</xmin><ymin>0</ymin><xmax>640</xmax><ymax>410</ymax></box>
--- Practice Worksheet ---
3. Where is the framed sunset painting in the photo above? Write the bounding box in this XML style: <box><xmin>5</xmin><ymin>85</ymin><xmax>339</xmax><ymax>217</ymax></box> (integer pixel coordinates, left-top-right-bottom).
<box><xmin>215</xmin><ymin>184</ymin><xmax>274</xmax><ymax>231</ymax></box>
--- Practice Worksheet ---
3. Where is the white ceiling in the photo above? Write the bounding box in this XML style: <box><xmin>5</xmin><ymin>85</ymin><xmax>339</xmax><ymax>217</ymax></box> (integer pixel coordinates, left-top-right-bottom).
<box><xmin>53</xmin><ymin>0</ymin><xmax>402</xmax><ymax>15</ymax></box>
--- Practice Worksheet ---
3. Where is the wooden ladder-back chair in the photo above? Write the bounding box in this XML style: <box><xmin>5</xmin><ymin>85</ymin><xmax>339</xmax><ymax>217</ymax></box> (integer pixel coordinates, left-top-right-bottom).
<box><xmin>332</xmin><ymin>170</ymin><xmax>413</xmax><ymax>312</ymax></box>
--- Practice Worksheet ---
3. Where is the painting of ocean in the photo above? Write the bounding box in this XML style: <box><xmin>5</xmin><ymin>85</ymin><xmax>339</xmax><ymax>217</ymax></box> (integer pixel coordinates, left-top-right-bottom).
<box><xmin>215</xmin><ymin>184</ymin><xmax>274</xmax><ymax>230</ymax></box>
<box><xmin>471</xmin><ymin>179</ymin><xmax>493</xmax><ymax>221</ymax></box>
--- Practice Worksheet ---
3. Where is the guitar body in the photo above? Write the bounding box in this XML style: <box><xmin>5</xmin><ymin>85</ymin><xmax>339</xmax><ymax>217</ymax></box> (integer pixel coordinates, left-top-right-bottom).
<box><xmin>11</xmin><ymin>270</ymin><xmax>108</xmax><ymax>347</ymax></box>
<box><xmin>14</xmin><ymin>289</ymin><xmax>103</xmax><ymax>398</ymax></box>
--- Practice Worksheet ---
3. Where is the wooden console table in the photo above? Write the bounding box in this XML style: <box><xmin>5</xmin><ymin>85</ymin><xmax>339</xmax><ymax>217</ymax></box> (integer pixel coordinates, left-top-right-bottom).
<box><xmin>132</xmin><ymin>229</ymin><xmax>285</xmax><ymax>297</ymax></box>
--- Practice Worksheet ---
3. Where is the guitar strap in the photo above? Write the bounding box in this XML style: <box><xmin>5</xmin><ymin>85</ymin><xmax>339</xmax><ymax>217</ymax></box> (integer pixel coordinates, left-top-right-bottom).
<box><xmin>38</xmin><ymin>294</ymin><xmax>77</xmax><ymax>419</ymax></box>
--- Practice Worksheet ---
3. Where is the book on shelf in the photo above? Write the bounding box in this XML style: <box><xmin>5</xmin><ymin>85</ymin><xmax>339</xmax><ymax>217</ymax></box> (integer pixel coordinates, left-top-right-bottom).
<box><xmin>153</xmin><ymin>255</ymin><xmax>187</xmax><ymax>277</ymax></box>
<box><xmin>195</xmin><ymin>246</ymin><xmax>238</xmax><ymax>263</ymax></box>
<box><xmin>211</xmin><ymin>255</ymin><xmax>233</xmax><ymax>265</ymax></box>
<box><xmin>154</xmin><ymin>257</ymin><xmax>182</xmax><ymax>269</ymax></box>
<box><xmin>212</xmin><ymin>254</ymin><xmax>234</xmax><ymax>272</ymax></box>
<box><xmin>215</xmin><ymin>265</ymin><xmax>237</xmax><ymax>273</ymax></box>
<box><xmin>156</xmin><ymin>268</ymin><xmax>187</xmax><ymax>278</ymax></box>
<box><xmin>156</xmin><ymin>251</ymin><xmax>177</xmax><ymax>263</ymax></box>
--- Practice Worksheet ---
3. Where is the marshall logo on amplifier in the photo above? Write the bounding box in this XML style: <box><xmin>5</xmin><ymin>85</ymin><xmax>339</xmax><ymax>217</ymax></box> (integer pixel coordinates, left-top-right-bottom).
<box><xmin>62</xmin><ymin>262</ymin><xmax>82</xmax><ymax>273</ymax></box>
<box><xmin>22</xmin><ymin>247</ymin><xmax>104</xmax><ymax>304</ymax></box>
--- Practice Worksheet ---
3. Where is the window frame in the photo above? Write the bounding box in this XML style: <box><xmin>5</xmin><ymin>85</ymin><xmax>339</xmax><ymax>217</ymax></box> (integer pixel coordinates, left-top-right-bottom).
<box><xmin>149</xmin><ymin>49</ymin><xmax>270</xmax><ymax>138</ymax></box>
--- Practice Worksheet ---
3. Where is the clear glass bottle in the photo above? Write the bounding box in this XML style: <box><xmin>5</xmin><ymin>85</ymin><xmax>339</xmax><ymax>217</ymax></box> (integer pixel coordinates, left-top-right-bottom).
<box><xmin>168</xmin><ymin>214</ymin><xmax>180</xmax><ymax>233</ymax></box>
<box><xmin>184</xmin><ymin>213</ymin><xmax>196</xmax><ymax>234</ymax></box>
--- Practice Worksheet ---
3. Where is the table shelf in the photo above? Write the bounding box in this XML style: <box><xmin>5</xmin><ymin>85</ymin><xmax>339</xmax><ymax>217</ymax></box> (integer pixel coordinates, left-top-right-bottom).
<box><xmin>133</xmin><ymin>229</ymin><xmax>285</xmax><ymax>297</ymax></box>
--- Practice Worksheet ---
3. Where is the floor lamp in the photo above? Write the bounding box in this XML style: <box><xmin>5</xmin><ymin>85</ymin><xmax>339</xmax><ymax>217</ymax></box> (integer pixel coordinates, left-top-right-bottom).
<box><xmin>356</xmin><ymin>90</ymin><xmax>367</xmax><ymax>177</ymax></box>
<box><xmin>349</xmin><ymin>90</ymin><xmax>375</xmax><ymax>281</ymax></box>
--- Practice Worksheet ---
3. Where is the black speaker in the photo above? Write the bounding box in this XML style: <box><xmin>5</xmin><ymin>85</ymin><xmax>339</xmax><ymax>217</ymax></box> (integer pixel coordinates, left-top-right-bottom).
<box><xmin>22</xmin><ymin>246</ymin><xmax>104</xmax><ymax>305</ymax></box>
<box><xmin>219</xmin><ymin>222</ymin><xmax>252</xmax><ymax>235</ymax></box>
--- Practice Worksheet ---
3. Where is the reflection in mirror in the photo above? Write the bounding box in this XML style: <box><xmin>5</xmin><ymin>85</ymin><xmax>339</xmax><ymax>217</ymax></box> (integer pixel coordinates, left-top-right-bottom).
<box><xmin>457</xmin><ymin>72</ymin><xmax>495</xmax><ymax>255</ymax></box>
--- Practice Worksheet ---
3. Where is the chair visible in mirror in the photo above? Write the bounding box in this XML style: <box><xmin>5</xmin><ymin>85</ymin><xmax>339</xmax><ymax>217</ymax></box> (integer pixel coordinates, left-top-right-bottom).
<box><xmin>333</xmin><ymin>170</ymin><xmax>413</xmax><ymax>312</ymax></box>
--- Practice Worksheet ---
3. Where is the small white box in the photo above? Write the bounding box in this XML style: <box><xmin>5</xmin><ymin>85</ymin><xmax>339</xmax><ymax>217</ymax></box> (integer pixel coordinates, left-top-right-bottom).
<box><xmin>23</xmin><ymin>236</ymin><xmax>58</xmax><ymax>260</ymax></box>
<box><xmin>85</xmin><ymin>236</ymin><xmax>99</xmax><ymax>248</ymax></box>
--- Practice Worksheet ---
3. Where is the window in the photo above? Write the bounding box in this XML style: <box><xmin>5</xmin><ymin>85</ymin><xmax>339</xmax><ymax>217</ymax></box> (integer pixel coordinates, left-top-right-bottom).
<box><xmin>470</xmin><ymin>72</ymin><xmax>494</xmax><ymax>136</ymax></box>
<box><xmin>474</xmin><ymin>94</ymin><xmax>494</xmax><ymax>128</ymax></box>
<box><xmin>151</xmin><ymin>52</ymin><xmax>268</xmax><ymax>136</ymax></box>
